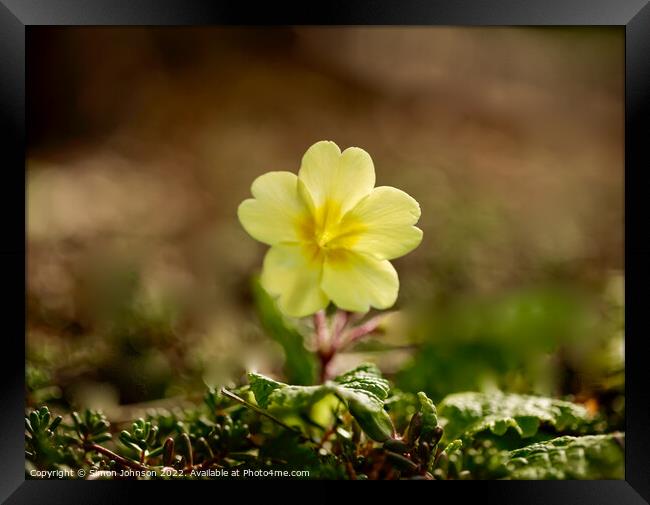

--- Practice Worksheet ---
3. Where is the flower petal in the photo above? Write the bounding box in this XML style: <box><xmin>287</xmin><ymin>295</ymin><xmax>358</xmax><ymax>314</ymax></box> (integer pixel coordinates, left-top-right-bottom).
<box><xmin>298</xmin><ymin>141</ymin><xmax>375</xmax><ymax>215</ymax></box>
<box><xmin>237</xmin><ymin>171</ymin><xmax>308</xmax><ymax>245</ymax></box>
<box><xmin>342</xmin><ymin>186</ymin><xmax>423</xmax><ymax>260</ymax></box>
<box><xmin>260</xmin><ymin>244</ymin><xmax>329</xmax><ymax>317</ymax></box>
<box><xmin>322</xmin><ymin>251</ymin><xmax>398</xmax><ymax>313</ymax></box>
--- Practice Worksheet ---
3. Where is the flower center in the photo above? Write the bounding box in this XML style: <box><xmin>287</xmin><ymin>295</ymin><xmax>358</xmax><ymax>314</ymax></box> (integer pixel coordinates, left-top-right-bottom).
<box><xmin>296</xmin><ymin>199</ymin><xmax>364</xmax><ymax>263</ymax></box>
<box><xmin>316</xmin><ymin>229</ymin><xmax>336</xmax><ymax>248</ymax></box>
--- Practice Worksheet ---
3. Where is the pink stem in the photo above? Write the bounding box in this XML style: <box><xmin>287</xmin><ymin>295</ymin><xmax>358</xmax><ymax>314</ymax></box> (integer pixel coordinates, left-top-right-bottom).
<box><xmin>314</xmin><ymin>310</ymin><xmax>333</xmax><ymax>382</ymax></box>
<box><xmin>313</xmin><ymin>310</ymin><xmax>330</xmax><ymax>352</ymax></box>
<box><xmin>341</xmin><ymin>314</ymin><xmax>385</xmax><ymax>348</ymax></box>
<box><xmin>314</xmin><ymin>310</ymin><xmax>385</xmax><ymax>383</ymax></box>
<box><xmin>331</xmin><ymin>310</ymin><xmax>350</xmax><ymax>349</ymax></box>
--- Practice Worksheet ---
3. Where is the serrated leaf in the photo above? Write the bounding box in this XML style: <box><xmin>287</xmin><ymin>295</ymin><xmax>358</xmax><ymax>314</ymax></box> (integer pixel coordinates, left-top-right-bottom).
<box><xmin>505</xmin><ymin>433</ymin><xmax>624</xmax><ymax>479</ymax></box>
<box><xmin>438</xmin><ymin>392</ymin><xmax>592</xmax><ymax>442</ymax></box>
<box><xmin>248</xmin><ymin>363</ymin><xmax>394</xmax><ymax>442</ymax></box>
<box><xmin>332</xmin><ymin>364</ymin><xmax>394</xmax><ymax>442</ymax></box>
<box><xmin>248</xmin><ymin>373</ymin><xmax>286</xmax><ymax>409</ymax></box>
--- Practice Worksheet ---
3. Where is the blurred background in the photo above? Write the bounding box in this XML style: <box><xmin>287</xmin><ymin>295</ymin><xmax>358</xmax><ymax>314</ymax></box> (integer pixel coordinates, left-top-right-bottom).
<box><xmin>26</xmin><ymin>27</ymin><xmax>624</xmax><ymax>427</ymax></box>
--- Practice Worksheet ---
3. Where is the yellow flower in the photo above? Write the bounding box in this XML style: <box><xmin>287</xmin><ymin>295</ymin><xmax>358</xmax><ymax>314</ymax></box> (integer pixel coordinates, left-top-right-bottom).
<box><xmin>238</xmin><ymin>141</ymin><xmax>423</xmax><ymax>317</ymax></box>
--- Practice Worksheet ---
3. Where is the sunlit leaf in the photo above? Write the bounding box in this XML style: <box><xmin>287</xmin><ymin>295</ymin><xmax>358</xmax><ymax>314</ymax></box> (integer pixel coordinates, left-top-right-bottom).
<box><xmin>248</xmin><ymin>363</ymin><xmax>394</xmax><ymax>442</ymax></box>
<box><xmin>439</xmin><ymin>391</ymin><xmax>593</xmax><ymax>442</ymax></box>
<box><xmin>505</xmin><ymin>433</ymin><xmax>624</xmax><ymax>479</ymax></box>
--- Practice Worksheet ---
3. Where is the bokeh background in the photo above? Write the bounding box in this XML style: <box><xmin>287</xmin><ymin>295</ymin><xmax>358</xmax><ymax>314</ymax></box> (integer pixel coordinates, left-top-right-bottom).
<box><xmin>26</xmin><ymin>27</ymin><xmax>624</xmax><ymax>427</ymax></box>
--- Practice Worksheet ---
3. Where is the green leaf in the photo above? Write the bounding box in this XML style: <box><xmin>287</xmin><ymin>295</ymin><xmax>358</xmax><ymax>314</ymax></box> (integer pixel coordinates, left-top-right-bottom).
<box><xmin>416</xmin><ymin>392</ymin><xmax>439</xmax><ymax>442</ymax></box>
<box><xmin>438</xmin><ymin>392</ymin><xmax>593</xmax><ymax>442</ymax></box>
<box><xmin>248</xmin><ymin>363</ymin><xmax>394</xmax><ymax>442</ymax></box>
<box><xmin>248</xmin><ymin>373</ymin><xmax>328</xmax><ymax>412</ymax></box>
<box><xmin>252</xmin><ymin>278</ymin><xmax>318</xmax><ymax>385</ymax></box>
<box><xmin>248</xmin><ymin>372</ymin><xmax>285</xmax><ymax>409</ymax></box>
<box><xmin>505</xmin><ymin>433</ymin><xmax>624</xmax><ymax>479</ymax></box>
<box><xmin>332</xmin><ymin>364</ymin><xmax>394</xmax><ymax>443</ymax></box>
<box><xmin>48</xmin><ymin>416</ymin><xmax>63</xmax><ymax>433</ymax></box>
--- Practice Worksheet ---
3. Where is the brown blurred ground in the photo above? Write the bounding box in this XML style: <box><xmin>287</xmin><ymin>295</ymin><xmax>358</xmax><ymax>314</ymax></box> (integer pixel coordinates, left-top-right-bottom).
<box><xmin>26</xmin><ymin>27</ymin><xmax>623</xmax><ymax>410</ymax></box>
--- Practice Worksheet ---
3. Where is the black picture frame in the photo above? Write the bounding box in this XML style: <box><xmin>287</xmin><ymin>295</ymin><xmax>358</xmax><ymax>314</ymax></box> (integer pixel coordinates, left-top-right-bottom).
<box><xmin>1</xmin><ymin>0</ymin><xmax>648</xmax><ymax>501</ymax></box>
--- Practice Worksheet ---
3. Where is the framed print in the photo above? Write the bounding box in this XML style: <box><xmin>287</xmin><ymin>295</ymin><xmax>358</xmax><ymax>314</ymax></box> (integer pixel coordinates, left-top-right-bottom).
<box><xmin>1</xmin><ymin>0</ymin><xmax>649</xmax><ymax>502</ymax></box>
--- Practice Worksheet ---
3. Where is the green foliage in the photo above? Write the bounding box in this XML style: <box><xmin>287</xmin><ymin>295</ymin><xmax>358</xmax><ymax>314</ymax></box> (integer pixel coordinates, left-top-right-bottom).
<box><xmin>257</xmin><ymin>431</ymin><xmax>346</xmax><ymax>479</ymax></box>
<box><xmin>251</xmin><ymin>278</ymin><xmax>318</xmax><ymax>385</ymax></box>
<box><xmin>24</xmin><ymin>366</ymin><xmax>623</xmax><ymax>480</ymax></box>
<box><xmin>378</xmin><ymin>391</ymin><xmax>447</xmax><ymax>479</ymax></box>
<box><xmin>331</xmin><ymin>364</ymin><xmax>394</xmax><ymax>442</ymax></box>
<box><xmin>71</xmin><ymin>409</ymin><xmax>112</xmax><ymax>444</ymax></box>
<box><xmin>119</xmin><ymin>419</ymin><xmax>161</xmax><ymax>458</ymax></box>
<box><xmin>438</xmin><ymin>391</ymin><xmax>594</xmax><ymax>442</ymax></box>
<box><xmin>505</xmin><ymin>434</ymin><xmax>625</xmax><ymax>479</ymax></box>
<box><xmin>249</xmin><ymin>363</ymin><xmax>394</xmax><ymax>442</ymax></box>
<box><xmin>25</xmin><ymin>406</ymin><xmax>65</xmax><ymax>467</ymax></box>
<box><xmin>26</xmin><ymin>406</ymin><xmax>63</xmax><ymax>437</ymax></box>
<box><xmin>416</xmin><ymin>392</ymin><xmax>439</xmax><ymax>443</ymax></box>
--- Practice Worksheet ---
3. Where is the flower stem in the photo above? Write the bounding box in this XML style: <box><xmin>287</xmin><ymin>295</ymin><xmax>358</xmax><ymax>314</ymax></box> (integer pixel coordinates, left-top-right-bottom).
<box><xmin>341</xmin><ymin>313</ymin><xmax>385</xmax><ymax>347</ymax></box>
<box><xmin>318</xmin><ymin>350</ymin><xmax>334</xmax><ymax>383</ymax></box>
<box><xmin>315</xmin><ymin>309</ymin><xmax>385</xmax><ymax>383</ymax></box>
<box><xmin>314</xmin><ymin>310</ymin><xmax>334</xmax><ymax>382</ymax></box>
<box><xmin>331</xmin><ymin>310</ymin><xmax>350</xmax><ymax>349</ymax></box>
<box><xmin>313</xmin><ymin>310</ymin><xmax>330</xmax><ymax>352</ymax></box>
